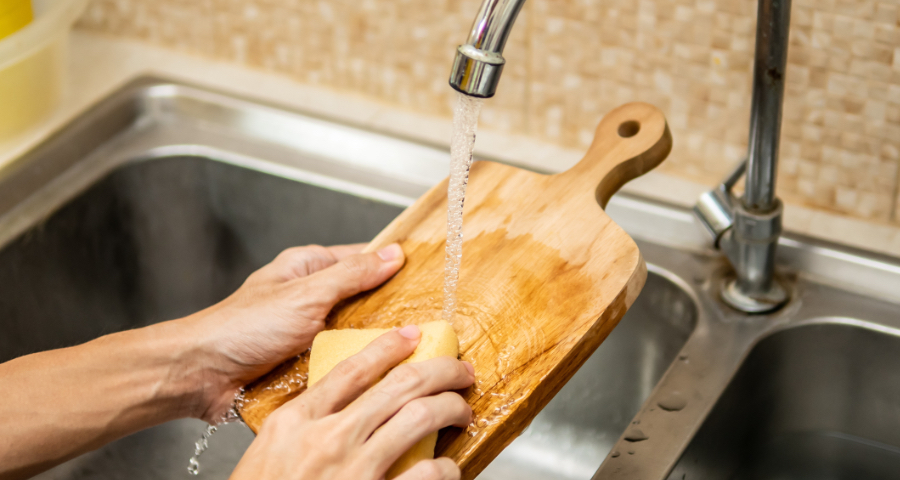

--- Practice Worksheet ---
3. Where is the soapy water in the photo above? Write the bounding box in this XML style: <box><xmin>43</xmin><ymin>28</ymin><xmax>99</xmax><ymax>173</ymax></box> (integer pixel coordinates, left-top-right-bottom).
<box><xmin>442</xmin><ymin>92</ymin><xmax>483</xmax><ymax>324</ymax></box>
<box><xmin>466</xmin><ymin>392</ymin><xmax>527</xmax><ymax>441</ymax></box>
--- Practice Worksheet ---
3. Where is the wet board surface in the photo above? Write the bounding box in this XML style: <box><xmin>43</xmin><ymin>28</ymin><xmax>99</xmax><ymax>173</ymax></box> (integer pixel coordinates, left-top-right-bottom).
<box><xmin>238</xmin><ymin>102</ymin><xmax>672</xmax><ymax>480</ymax></box>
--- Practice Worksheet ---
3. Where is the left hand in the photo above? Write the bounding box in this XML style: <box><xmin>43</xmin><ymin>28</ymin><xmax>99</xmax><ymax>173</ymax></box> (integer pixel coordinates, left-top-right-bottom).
<box><xmin>178</xmin><ymin>243</ymin><xmax>405</xmax><ymax>423</ymax></box>
<box><xmin>230</xmin><ymin>326</ymin><xmax>474</xmax><ymax>480</ymax></box>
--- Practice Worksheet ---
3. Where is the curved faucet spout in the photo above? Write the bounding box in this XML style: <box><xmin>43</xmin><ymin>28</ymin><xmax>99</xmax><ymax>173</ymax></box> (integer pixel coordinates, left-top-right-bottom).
<box><xmin>448</xmin><ymin>0</ymin><xmax>527</xmax><ymax>98</ymax></box>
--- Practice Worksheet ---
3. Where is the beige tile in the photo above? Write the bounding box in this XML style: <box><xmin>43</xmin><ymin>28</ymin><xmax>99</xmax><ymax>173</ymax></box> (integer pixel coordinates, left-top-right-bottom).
<box><xmin>76</xmin><ymin>0</ymin><xmax>900</xmax><ymax>223</ymax></box>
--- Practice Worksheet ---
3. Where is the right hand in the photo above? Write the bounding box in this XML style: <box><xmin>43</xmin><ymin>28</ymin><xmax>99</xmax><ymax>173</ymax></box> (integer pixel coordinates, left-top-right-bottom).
<box><xmin>230</xmin><ymin>325</ymin><xmax>476</xmax><ymax>480</ymax></box>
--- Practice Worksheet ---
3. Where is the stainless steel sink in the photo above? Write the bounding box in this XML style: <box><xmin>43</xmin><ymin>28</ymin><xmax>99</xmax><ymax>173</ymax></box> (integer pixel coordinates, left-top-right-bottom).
<box><xmin>667</xmin><ymin>322</ymin><xmax>900</xmax><ymax>480</ymax></box>
<box><xmin>3</xmin><ymin>78</ymin><xmax>900</xmax><ymax>480</ymax></box>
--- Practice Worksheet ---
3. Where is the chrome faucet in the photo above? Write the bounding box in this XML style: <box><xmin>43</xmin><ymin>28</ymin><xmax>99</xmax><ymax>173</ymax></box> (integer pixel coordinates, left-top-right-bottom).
<box><xmin>449</xmin><ymin>0</ymin><xmax>526</xmax><ymax>98</ymax></box>
<box><xmin>450</xmin><ymin>0</ymin><xmax>792</xmax><ymax>313</ymax></box>
<box><xmin>695</xmin><ymin>0</ymin><xmax>791</xmax><ymax>313</ymax></box>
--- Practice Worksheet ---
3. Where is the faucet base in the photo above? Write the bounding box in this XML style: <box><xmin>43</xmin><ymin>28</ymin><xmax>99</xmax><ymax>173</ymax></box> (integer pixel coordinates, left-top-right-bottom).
<box><xmin>721</xmin><ymin>276</ymin><xmax>789</xmax><ymax>314</ymax></box>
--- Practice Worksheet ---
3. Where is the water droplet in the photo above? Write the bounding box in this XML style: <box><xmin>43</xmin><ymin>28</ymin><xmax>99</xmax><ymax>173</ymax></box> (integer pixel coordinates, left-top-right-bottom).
<box><xmin>187</xmin><ymin>457</ymin><xmax>200</xmax><ymax>475</ymax></box>
<box><xmin>657</xmin><ymin>391</ymin><xmax>687</xmax><ymax>412</ymax></box>
<box><xmin>679</xmin><ymin>354</ymin><xmax>689</xmax><ymax>361</ymax></box>
<box><xmin>623</xmin><ymin>427</ymin><xmax>648</xmax><ymax>442</ymax></box>
<box><xmin>611</xmin><ymin>451</ymin><xmax>620</xmax><ymax>458</ymax></box>
<box><xmin>628</xmin><ymin>450</ymin><xmax>635</xmax><ymax>455</ymax></box>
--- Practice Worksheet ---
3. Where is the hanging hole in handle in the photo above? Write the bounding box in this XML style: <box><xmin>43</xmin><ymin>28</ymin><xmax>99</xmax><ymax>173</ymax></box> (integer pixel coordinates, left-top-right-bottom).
<box><xmin>618</xmin><ymin>120</ymin><xmax>640</xmax><ymax>138</ymax></box>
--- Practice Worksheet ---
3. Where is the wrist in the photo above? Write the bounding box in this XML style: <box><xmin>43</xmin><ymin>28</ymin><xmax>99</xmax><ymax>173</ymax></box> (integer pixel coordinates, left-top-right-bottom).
<box><xmin>135</xmin><ymin>317</ymin><xmax>235</xmax><ymax>423</ymax></box>
<box><xmin>167</xmin><ymin>311</ymin><xmax>245</xmax><ymax>423</ymax></box>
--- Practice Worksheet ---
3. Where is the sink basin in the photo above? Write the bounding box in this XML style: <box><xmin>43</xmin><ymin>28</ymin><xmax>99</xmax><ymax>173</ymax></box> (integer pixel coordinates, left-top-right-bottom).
<box><xmin>668</xmin><ymin>322</ymin><xmax>900</xmax><ymax>480</ymax></box>
<box><xmin>0</xmin><ymin>156</ymin><xmax>402</xmax><ymax>363</ymax></box>
<box><xmin>4</xmin><ymin>78</ymin><xmax>900</xmax><ymax>480</ymax></box>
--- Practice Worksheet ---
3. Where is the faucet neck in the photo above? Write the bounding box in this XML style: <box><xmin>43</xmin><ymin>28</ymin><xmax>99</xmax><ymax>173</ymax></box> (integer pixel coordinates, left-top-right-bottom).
<box><xmin>744</xmin><ymin>0</ymin><xmax>792</xmax><ymax>213</ymax></box>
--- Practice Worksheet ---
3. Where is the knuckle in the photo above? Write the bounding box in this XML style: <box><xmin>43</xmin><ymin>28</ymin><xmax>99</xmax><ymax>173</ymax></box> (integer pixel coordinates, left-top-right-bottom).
<box><xmin>339</xmin><ymin>255</ymin><xmax>374</xmax><ymax>279</ymax></box>
<box><xmin>317</xmin><ymin>434</ymin><xmax>347</xmax><ymax>462</ymax></box>
<box><xmin>370</xmin><ymin>333</ymin><xmax>402</xmax><ymax>358</ymax></box>
<box><xmin>331</xmin><ymin>356</ymin><xmax>370</xmax><ymax>387</ymax></box>
<box><xmin>298</xmin><ymin>278</ymin><xmax>335</xmax><ymax>303</ymax></box>
<box><xmin>401</xmin><ymin>399</ymin><xmax>434</xmax><ymax>427</ymax></box>
<box><xmin>263</xmin><ymin>404</ymin><xmax>305</xmax><ymax>432</ymax></box>
<box><xmin>387</xmin><ymin>364</ymin><xmax>425</xmax><ymax>390</ymax></box>
<box><xmin>303</xmin><ymin>244</ymin><xmax>330</xmax><ymax>257</ymax></box>
<box><xmin>435</xmin><ymin>356</ymin><xmax>459</xmax><ymax>372</ymax></box>
<box><xmin>277</xmin><ymin>246</ymin><xmax>311</xmax><ymax>262</ymax></box>
<box><xmin>429</xmin><ymin>357</ymin><xmax>468</xmax><ymax>384</ymax></box>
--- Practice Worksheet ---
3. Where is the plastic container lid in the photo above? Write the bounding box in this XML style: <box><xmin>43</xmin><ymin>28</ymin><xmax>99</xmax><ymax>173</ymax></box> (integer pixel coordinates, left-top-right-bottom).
<box><xmin>0</xmin><ymin>0</ymin><xmax>88</xmax><ymax>70</ymax></box>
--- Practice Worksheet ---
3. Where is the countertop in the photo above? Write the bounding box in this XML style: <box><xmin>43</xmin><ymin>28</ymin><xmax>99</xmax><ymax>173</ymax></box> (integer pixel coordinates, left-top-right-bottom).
<box><xmin>2</xmin><ymin>31</ymin><xmax>900</xmax><ymax>257</ymax></box>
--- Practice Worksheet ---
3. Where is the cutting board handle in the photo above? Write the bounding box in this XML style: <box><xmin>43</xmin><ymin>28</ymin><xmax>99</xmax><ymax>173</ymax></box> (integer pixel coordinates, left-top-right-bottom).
<box><xmin>556</xmin><ymin>102</ymin><xmax>672</xmax><ymax>208</ymax></box>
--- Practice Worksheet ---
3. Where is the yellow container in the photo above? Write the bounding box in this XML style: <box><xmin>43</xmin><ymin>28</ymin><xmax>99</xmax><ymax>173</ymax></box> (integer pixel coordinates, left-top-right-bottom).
<box><xmin>0</xmin><ymin>0</ymin><xmax>34</xmax><ymax>40</ymax></box>
<box><xmin>0</xmin><ymin>0</ymin><xmax>87</xmax><ymax>142</ymax></box>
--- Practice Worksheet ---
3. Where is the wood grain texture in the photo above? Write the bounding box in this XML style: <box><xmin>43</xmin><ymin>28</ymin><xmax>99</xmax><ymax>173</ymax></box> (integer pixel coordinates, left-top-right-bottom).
<box><xmin>238</xmin><ymin>102</ymin><xmax>672</xmax><ymax>479</ymax></box>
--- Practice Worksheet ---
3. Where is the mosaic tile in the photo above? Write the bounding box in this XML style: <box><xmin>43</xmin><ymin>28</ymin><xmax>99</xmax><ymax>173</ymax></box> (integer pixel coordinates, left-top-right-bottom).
<box><xmin>77</xmin><ymin>0</ymin><xmax>900</xmax><ymax>223</ymax></box>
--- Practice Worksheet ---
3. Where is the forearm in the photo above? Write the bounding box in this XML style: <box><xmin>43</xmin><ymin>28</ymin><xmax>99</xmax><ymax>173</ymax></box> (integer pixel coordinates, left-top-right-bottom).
<box><xmin>0</xmin><ymin>320</ymin><xmax>215</xmax><ymax>480</ymax></box>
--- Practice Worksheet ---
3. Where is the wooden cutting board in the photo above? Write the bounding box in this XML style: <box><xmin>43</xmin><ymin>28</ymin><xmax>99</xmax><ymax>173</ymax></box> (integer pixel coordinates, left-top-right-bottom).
<box><xmin>238</xmin><ymin>102</ymin><xmax>671</xmax><ymax>479</ymax></box>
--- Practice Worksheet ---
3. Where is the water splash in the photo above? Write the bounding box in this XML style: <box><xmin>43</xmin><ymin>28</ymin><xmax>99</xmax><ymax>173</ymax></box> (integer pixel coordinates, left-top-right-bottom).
<box><xmin>187</xmin><ymin>424</ymin><xmax>217</xmax><ymax>475</ymax></box>
<box><xmin>442</xmin><ymin>92</ymin><xmax>484</xmax><ymax>324</ymax></box>
<box><xmin>190</xmin><ymin>354</ymin><xmax>310</xmax><ymax>475</ymax></box>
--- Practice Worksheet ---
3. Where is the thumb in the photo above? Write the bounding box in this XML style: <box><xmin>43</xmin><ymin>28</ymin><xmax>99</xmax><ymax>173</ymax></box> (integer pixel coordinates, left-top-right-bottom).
<box><xmin>304</xmin><ymin>243</ymin><xmax>405</xmax><ymax>304</ymax></box>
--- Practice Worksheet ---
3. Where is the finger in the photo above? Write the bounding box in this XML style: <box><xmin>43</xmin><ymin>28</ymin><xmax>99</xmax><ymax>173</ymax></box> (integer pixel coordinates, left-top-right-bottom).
<box><xmin>300</xmin><ymin>243</ymin><xmax>405</xmax><ymax>305</ymax></box>
<box><xmin>253</xmin><ymin>245</ymin><xmax>341</xmax><ymax>282</ymax></box>
<box><xmin>343</xmin><ymin>356</ymin><xmax>475</xmax><ymax>434</ymax></box>
<box><xmin>274</xmin><ymin>244</ymin><xmax>369</xmax><ymax>278</ymax></box>
<box><xmin>363</xmin><ymin>392</ymin><xmax>472</xmax><ymax>473</ymax></box>
<box><xmin>325</xmin><ymin>243</ymin><xmax>367</xmax><ymax>261</ymax></box>
<box><xmin>391</xmin><ymin>458</ymin><xmax>461</xmax><ymax>480</ymax></box>
<box><xmin>300</xmin><ymin>325</ymin><xmax>421</xmax><ymax>418</ymax></box>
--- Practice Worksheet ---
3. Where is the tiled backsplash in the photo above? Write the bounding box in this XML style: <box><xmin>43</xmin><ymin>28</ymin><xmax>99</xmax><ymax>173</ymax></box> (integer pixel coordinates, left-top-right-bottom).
<box><xmin>77</xmin><ymin>0</ymin><xmax>900</xmax><ymax>224</ymax></box>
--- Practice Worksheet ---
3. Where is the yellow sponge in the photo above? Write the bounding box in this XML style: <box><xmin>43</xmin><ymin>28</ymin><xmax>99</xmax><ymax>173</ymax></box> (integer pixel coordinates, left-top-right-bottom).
<box><xmin>308</xmin><ymin>321</ymin><xmax>459</xmax><ymax>478</ymax></box>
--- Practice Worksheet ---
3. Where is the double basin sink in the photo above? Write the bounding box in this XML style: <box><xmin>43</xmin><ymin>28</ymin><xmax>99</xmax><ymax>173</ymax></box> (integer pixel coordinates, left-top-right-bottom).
<box><xmin>2</xmin><ymin>78</ymin><xmax>900</xmax><ymax>480</ymax></box>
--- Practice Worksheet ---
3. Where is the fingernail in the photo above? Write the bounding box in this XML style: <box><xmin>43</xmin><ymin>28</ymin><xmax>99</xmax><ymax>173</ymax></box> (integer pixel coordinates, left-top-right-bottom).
<box><xmin>398</xmin><ymin>324</ymin><xmax>420</xmax><ymax>339</ymax></box>
<box><xmin>462</xmin><ymin>361</ymin><xmax>475</xmax><ymax>377</ymax></box>
<box><xmin>377</xmin><ymin>243</ymin><xmax>403</xmax><ymax>262</ymax></box>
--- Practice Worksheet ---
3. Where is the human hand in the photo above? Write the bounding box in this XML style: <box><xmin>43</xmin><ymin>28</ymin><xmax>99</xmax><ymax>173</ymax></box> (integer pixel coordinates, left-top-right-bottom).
<box><xmin>178</xmin><ymin>243</ymin><xmax>405</xmax><ymax>422</ymax></box>
<box><xmin>230</xmin><ymin>325</ymin><xmax>475</xmax><ymax>480</ymax></box>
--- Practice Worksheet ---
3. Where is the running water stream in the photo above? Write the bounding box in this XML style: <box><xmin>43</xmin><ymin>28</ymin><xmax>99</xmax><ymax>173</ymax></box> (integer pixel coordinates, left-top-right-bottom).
<box><xmin>442</xmin><ymin>92</ymin><xmax>484</xmax><ymax>323</ymax></box>
<box><xmin>186</xmin><ymin>92</ymin><xmax>484</xmax><ymax>475</ymax></box>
